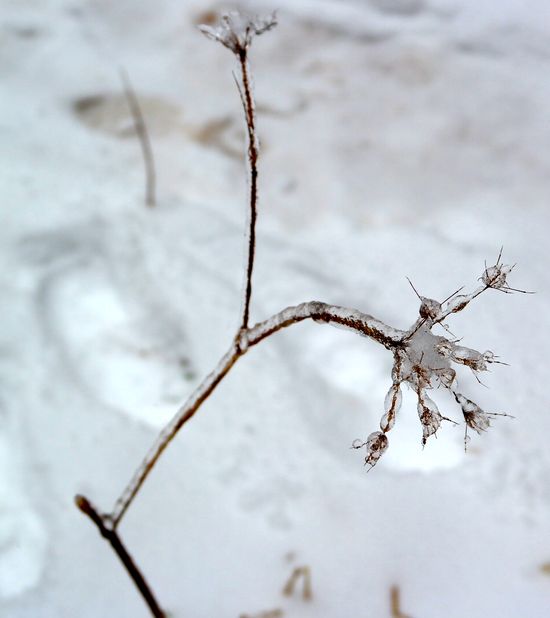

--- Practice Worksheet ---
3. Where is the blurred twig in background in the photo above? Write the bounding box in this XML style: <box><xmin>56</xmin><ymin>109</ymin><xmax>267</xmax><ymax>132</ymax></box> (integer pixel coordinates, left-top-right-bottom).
<box><xmin>390</xmin><ymin>585</ymin><xmax>412</xmax><ymax>618</ymax></box>
<box><xmin>120</xmin><ymin>68</ymin><xmax>156</xmax><ymax>208</ymax></box>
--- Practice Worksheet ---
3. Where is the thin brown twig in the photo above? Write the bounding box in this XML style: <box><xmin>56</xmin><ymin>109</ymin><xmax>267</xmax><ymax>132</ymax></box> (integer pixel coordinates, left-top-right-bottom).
<box><xmin>75</xmin><ymin>495</ymin><xmax>165</xmax><ymax>618</ymax></box>
<box><xmin>238</xmin><ymin>49</ymin><xmax>259</xmax><ymax>331</ymax></box>
<box><xmin>120</xmin><ymin>68</ymin><xmax>157</xmax><ymax>208</ymax></box>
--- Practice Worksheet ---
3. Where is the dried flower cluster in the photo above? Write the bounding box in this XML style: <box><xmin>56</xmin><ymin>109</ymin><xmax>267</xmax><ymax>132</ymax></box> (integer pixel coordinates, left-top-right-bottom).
<box><xmin>198</xmin><ymin>11</ymin><xmax>277</xmax><ymax>55</ymax></box>
<box><xmin>353</xmin><ymin>249</ymin><xmax>527</xmax><ymax>468</ymax></box>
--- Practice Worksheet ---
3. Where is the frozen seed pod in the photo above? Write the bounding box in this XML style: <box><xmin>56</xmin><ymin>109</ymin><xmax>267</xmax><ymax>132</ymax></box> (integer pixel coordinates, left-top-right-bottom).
<box><xmin>419</xmin><ymin>297</ymin><xmax>442</xmax><ymax>320</ymax></box>
<box><xmin>364</xmin><ymin>431</ymin><xmax>389</xmax><ymax>466</ymax></box>
<box><xmin>454</xmin><ymin>392</ymin><xmax>491</xmax><ymax>434</ymax></box>
<box><xmin>380</xmin><ymin>383</ymin><xmax>402</xmax><ymax>432</ymax></box>
<box><xmin>481</xmin><ymin>263</ymin><xmax>513</xmax><ymax>290</ymax></box>
<box><xmin>417</xmin><ymin>391</ymin><xmax>442</xmax><ymax>445</ymax></box>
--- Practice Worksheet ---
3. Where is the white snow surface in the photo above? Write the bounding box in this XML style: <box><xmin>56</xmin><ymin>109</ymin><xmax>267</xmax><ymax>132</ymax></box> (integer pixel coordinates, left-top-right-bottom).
<box><xmin>2</xmin><ymin>0</ymin><xmax>550</xmax><ymax>616</ymax></box>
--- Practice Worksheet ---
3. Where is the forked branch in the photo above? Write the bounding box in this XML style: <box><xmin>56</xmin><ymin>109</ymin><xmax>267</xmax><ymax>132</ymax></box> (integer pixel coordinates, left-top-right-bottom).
<box><xmin>112</xmin><ymin>301</ymin><xmax>403</xmax><ymax>526</ymax></box>
<box><xmin>76</xmin><ymin>12</ymin><xmax>528</xmax><ymax>618</ymax></box>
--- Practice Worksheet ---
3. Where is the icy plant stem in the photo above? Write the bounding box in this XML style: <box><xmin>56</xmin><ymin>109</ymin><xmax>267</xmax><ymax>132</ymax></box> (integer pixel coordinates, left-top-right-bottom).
<box><xmin>111</xmin><ymin>342</ymin><xmax>241</xmax><ymax>525</ymax></box>
<box><xmin>108</xmin><ymin>302</ymin><xmax>402</xmax><ymax>526</ymax></box>
<box><xmin>75</xmin><ymin>495</ymin><xmax>166</xmax><ymax>618</ymax></box>
<box><xmin>238</xmin><ymin>50</ymin><xmax>259</xmax><ymax>331</ymax></box>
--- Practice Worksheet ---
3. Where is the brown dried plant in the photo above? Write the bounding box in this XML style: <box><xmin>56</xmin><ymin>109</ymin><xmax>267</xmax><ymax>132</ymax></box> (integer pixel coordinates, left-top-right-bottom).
<box><xmin>282</xmin><ymin>566</ymin><xmax>312</xmax><ymax>601</ymax></box>
<box><xmin>390</xmin><ymin>585</ymin><xmax>412</xmax><ymax>618</ymax></box>
<box><xmin>75</xmin><ymin>12</ymin><xmax>528</xmax><ymax>617</ymax></box>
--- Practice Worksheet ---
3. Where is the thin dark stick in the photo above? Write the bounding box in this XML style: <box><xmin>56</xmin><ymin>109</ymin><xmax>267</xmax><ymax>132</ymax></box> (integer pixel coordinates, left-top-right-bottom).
<box><xmin>75</xmin><ymin>495</ymin><xmax>165</xmax><ymax>618</ymax></box>
<box><xmin>238</xmin><ymin>50</ymin><xmax>259</xmax><ymax>331</ymax></box>
<box><xmin>120</xmin><ymin>69</ymin><xmax>157</xmax><ymax>208</ymax></box>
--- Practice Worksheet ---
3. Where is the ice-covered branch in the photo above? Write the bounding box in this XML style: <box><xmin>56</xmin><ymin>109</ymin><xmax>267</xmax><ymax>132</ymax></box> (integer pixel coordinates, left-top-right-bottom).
<box><xmin>201</xmin><ymin>11</ymin><xmax>276</xmax><ymax>331</ymax></box>
<box><xmin>110</xmin><ymin>302</ymin><xmax>403</xmax><ymax>526</ymax></box>
<box><xmin>98</xmin><ymin>251</ymin><xmax>526</xmax><ymax>525</ymax></box>
<box><xmin>246</xmin><ymin>302</ymin><xmax>404</xmax><ymax>349</ymax></box>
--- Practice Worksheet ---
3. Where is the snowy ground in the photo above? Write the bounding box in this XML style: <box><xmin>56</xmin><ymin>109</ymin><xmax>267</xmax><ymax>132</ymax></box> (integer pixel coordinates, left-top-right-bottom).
<box><xmin>2</xmin><ymin>0</ymin><xmax>550</xmax><ymax>616</ymax></box>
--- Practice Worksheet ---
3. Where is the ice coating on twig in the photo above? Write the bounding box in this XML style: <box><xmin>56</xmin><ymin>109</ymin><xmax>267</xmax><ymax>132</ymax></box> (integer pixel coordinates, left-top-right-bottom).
<box><xmin>380</xmin><ymin>383</ymin><xmax>402</xmax><ymax>432</ymax></box>
<box><xmin>352</xmin><ymin>432</ymin><xmax>389</xmax><ymax>468</ymax></box>
<box><xmin>246</xmin><ymin>301</ymin><xmax>405</xmax><ymax>348</ymax></box>
<box><xmin>199</xmin><ymin>11</ymin><xmax>277</xmax><ymax>55</ymax></box>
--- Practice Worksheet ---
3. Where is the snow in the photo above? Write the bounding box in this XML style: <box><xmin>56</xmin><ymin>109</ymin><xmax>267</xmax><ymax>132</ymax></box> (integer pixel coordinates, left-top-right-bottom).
<box><xmin>2</xmin><ymin>0</ymin><xmax>550</xmax><ymax>617</ymax></box>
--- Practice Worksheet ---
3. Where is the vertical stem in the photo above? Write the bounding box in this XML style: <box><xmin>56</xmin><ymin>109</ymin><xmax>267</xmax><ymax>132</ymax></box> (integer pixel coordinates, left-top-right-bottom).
<box><xmin>238</xmin><ymin>49</ymin><xmax>259</xmax><ymax>331</ymax></box>
<box><xmin>120</xmin><ymin>69</ymin><xmax>157</xmax><ymax>208</ymax></box>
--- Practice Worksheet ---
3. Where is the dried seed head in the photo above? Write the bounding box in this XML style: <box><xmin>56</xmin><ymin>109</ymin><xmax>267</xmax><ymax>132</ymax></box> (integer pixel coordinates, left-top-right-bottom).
<box><xmin>465</xmin><ymin>409</ymin><xmax>491</xmax><ymax>434</ymax></box>
<box><xmin>199</xmin><ymin>11</ymin><xmax>277</xmax><ymax>55</ymax></box>
<box><xmin>435</xmin><ymin>367</ymin><xmax>456</xmax><ymax>388</ymax></box>
<box><xmin>481</xmin><ymin>263</ymin><xmax>513</xmax><ymax>290</ymax></box>
<box><xmin>450</xmin><ymin>345</ymin><xmax>491</xmax><ymax>372</ymax></box>
<box><xmin>419</xmin><ymin>297</ymin><xmax>442</xmax><ymax>320</ymax></box>
<box><xmin>454</xmin><ymin>392</ymin><xmax>491</xmax><ymax>434</ymax></box>
<box><xmin>364</xmin><ymin>431</ymin><xmax>389</xmax><ymax>466</ymax></box>
<box><xmin>436</xmin><ymin>340</ymin><xmax>453</xmax><ymax>358</ymax></box>
<box><xmin>353</xmin><ymin>432</ymin><xmax>389</xmax><ymax>468</ymax></box>
<box><xmin>436</xmin><ymin>341</ymin><xmax>495</xmax><ymax>373</ymax></box>
<box><xmin>417</xmin><ymin>391</ymin><xmax>442</xmax><ymax>445</ymax></box>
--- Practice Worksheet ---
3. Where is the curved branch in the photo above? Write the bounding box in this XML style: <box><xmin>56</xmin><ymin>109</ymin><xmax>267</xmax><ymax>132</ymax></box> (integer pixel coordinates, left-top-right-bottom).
<box><xmin>109</xmin><ymin>301</ymin><xmax>403</xmax><ymax>526</ymax></box>
<box><xmin>247</xmin><ymin>301</ymin><xmax>404</xmax><ymax>349</ymax></box>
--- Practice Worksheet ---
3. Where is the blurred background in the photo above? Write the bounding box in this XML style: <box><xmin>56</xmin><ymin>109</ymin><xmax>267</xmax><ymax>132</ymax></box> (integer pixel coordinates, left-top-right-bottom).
<box><xmin>1</xmin><ymin>0</ymin><xmax>550</xmax><ymax>616</ymax></box>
